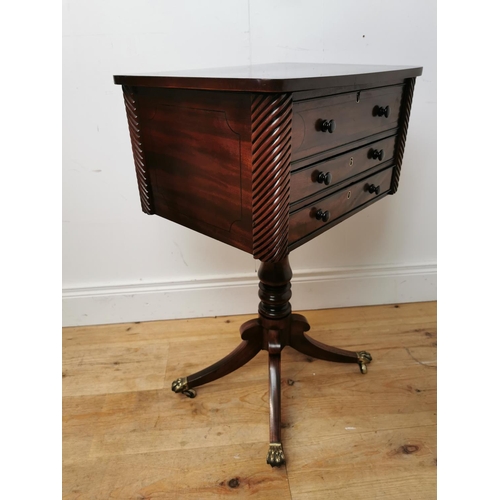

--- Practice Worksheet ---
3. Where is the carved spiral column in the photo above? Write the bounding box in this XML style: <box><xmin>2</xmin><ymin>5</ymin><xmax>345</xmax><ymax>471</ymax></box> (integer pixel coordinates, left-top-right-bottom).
<box><xmin>391</xmin><ymin>77</ymin><xmax>416</xmax><ymax>194</ymax></box>
<box><xmin>250</xmin><ymin>93</ymin><xmax>293</xmax><ymax>263</ymax></box>
<box><xmin>122</xmin><ymin>85</ymin><xmax>154</xmax><ymax>214</ymax></box>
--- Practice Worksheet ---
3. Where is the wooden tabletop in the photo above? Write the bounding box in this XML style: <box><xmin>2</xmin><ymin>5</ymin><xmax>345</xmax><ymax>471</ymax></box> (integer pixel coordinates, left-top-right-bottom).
<box><xmin>113</xmin><ymin>62</ymin><xmax>423</xmax><ymax>92</ymax></box>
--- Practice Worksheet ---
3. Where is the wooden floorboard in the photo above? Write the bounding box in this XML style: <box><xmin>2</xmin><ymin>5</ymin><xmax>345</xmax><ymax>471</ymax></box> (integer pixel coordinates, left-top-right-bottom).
<box><xmin>63</xmin><ymin>301</ymin><xmax>437</xmax><ymax>499</ymax></box>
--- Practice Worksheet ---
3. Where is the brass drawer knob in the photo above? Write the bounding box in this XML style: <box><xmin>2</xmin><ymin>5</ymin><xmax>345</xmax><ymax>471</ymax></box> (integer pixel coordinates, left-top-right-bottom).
<box><xmin>371</xmin><ymin>149</ymin><xmax>384</xmax><ymax>161</ymax></box>
<box><xmin>317</xmin><ymin>171</ymin><xmax>332</xmax><ymax>185</ymax></box>
<box><xmin>320</xmin><ymin>119</ymin><xmax>335</xmax><ymax>133</ymax></box>
<box><xmin>368</xmin><ymin>184</ymin><xmax>381</xmax><ymax>195</ymax></box>
<box><xmin>315</xmin><ymin>209</ymin><xmax>330</xmax><ymax>223</ymax></box>
<box><xmin>373</xmin><ymin>105</ymin><xmax>390</xmax><ymax>118</ymax></box>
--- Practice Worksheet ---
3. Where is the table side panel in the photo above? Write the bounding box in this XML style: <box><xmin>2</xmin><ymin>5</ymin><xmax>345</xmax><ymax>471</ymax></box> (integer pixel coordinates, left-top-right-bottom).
<box><xmin>135</xmin><ymin>88</ymin><xmax>254</xmax><ymax>253</ymax></box>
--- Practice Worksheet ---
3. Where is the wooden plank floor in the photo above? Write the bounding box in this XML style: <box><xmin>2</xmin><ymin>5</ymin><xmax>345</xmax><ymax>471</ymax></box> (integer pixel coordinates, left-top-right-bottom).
<box><xmin>63</xmin><ymin>302</ymin><xmax>437</xmax><ymax>499</ymax></box>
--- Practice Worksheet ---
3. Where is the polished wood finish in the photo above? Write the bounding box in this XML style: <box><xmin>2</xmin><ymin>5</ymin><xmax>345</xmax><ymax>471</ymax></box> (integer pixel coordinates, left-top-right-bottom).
<box><xmin>122</xmin><ymin>86</ymin><xmax>154</xmax><ymax>214</ymax></box>
<box><xmin>63</xmin><ymin>302</ymin><xmax>437</xmax><ymax>499</ymax></box>
<box><xmin>290</xmin><ymin>128</ymin><xmax>398</xmax><ymax>172</ymax></box>
<box><xmin>114</xmin><ymin>62</ymin><xmax>422</xmax><ymax>93</ymax></box>
<box><xmin>145</xmin><ymin>91</ymin><xmax>248</xmax><ymax>234</ymax></box>
<box><xmin>290</xmin><ymin>327</ymin><xmax>359</xmax><ymax>363</ymax></box>
<box><xmin>258</xmin><ymin>256</ymin><xmax>293</xmax><ymax>319</ymax></box>
<box><xmin>135</xmin><ymin>87</ymin><xmax>254</xmax><ymax>253</ymax></box>
<box><xmin>290</xmin><ymin>135</ymin><xmax>396</xmax><ymax>203</ymax></box>
<box><xmin>267</xmin><ymin>329</ymin><xmax>282</xmax><ymax>445</ymax></box>
<box><xmin>117</xmin><ymin>65</ymin><xmax>420</xmax><ymax>257</ymax></box>
<box><xmin>291</xmin><ymin>84</ymin><xmax>403</xmax><ymax>162</ymax></box>
<box><xmin>289</xmin><ymin>167</ymin><xmax>393</xmax><ymax>244</ymax></box>
<box><xmin>392</xmin><ymin>77</ymin><xmax>417</xmax><ymax>194</ymax></box>
<box><xmin>250</xmin><ymin>94</ymin><xmax>292</xmax><ymax>262</ymax></box>
<box><xmin>171</xmin><ymin>256</ymin><xmax>365</xmax><ymax>467</ymax></box>
<box><xmin>186</xmin><ymin>334</ymin><xmax>262</xmax><ymax>391</ymax></box>
<box><xmin>114</xmin><ymin>63</ymin><xmax>422</xmax><ymax>467</ymax></box>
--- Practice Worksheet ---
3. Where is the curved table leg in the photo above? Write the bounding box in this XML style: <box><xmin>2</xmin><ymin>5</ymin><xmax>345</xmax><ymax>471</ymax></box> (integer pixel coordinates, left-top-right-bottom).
<box><xmin>171</xmin><ymin>321</ymin><xmax>263</xmax><ymax>398</ymax></box>
<box><xmin>289</xmin><ymin>313</ymin><xmax>372</xmax><ymax>374</ymax></box>
<box><xmin>266</xmin><ymin>329</ymin><xmax>285</xmax><ymax>467</ymax></box>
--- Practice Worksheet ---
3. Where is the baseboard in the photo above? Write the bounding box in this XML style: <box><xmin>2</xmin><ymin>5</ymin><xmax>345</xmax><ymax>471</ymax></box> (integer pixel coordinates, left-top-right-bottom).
<box><xmin>62</xmin><ymin>263</ymin><xmax>436</xmax><ymax>327</ymax></box>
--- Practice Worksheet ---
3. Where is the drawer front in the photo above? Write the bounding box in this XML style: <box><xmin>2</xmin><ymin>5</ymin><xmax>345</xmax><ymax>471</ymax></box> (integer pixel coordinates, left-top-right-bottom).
<box><xmin>289</xmin><ymin>167</ymin><xmax>393</xmax><ymax>244</ymax></box>
<box><xmin>291</xmin><ymin>85</ymin><xmax>403</xmax><ymax>162</ymax></box>
<box><xmin>290</xmin><ymin>135</ymin><xmax>396</xmax><ymax>204</ymax></box>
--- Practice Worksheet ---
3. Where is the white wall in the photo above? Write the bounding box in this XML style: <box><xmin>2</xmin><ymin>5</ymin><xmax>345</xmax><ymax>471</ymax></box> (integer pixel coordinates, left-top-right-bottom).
<box><xmin>62</xmin><ymin>0</ymin><xmax>436</xmax><ymax>326</ymax></box>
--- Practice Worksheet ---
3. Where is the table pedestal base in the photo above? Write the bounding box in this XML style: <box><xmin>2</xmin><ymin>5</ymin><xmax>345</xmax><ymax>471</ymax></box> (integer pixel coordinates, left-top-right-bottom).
<box><xmin>171</xmin><ymin>255</ymin><xmax>372</xmax><ymax>467</ymax></box>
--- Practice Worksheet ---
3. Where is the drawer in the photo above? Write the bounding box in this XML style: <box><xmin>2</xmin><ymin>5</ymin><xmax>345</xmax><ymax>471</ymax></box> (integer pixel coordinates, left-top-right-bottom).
<box><xmin>289</xmin><ymin>167</ymin><xmax>393</xmax><ymax>244</ymax></box>
<box><xmin>291</xmin><ymin>85</ymin><xmax>403</xmax><ymax>162</ymax></box>
<box><xmin>290</xmin><ymin>135</ymin><xmax>396</xmax><ymax>204</ymax></box>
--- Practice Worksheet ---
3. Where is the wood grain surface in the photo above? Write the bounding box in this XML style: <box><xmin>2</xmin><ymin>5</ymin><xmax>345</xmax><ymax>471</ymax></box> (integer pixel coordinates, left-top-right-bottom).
<box><xmin>117</xmin><ymin>72</ymin><xmax>419</xmax><ymax>261</ymax></box>
<box><xmin>289</xmin><ymin>167</ymin><xmax>393</xmax><ymax>245</ymax></box>
<box><xmin>137</xmin><ymin>88</ymin><xmax>255</xmax><ymax>254</ymax></box>
<box><xmin>291</xmin><ymin>85</ymin><xmax>403</xmax><ymax>162</ymax></box>
<box><xmin>290</xmin><ymin>135</ymin><xmax>396</xmax><ymax>204</ymax></box>
<box><xmin>63</xmin><ymin>302</ymin><xmax>436</xmax><ymax>499</ymax></box>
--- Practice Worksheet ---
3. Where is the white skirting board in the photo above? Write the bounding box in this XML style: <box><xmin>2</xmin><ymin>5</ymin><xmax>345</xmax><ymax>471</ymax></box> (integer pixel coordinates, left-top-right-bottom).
<box><xmin>62</xmin><ymin>263</ymin><xmax>436</xmax><ymax>327</ymax></box>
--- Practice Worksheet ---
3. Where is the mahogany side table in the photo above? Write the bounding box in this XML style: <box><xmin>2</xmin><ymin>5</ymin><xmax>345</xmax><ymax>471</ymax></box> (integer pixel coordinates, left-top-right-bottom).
<box><xmin>114</xmin><ymin>63</ymin><xmax>422</xmax><ymax>467</ymax></box>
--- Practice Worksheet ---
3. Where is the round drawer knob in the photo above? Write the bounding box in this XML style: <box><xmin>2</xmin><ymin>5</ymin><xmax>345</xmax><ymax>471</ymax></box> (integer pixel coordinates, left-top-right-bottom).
<box><xmin>320</xmin><ymin>119</ymin><xmax>335</xmax><ymax>133</ymax></box>
<box><xmin>373</xmin><ymin>105</ymin><xmax>390</xmax><ymax>118</ymax></box>
<box><xmin>368</xmin><ymin>184</ymin><xmax>381</xmax><ymax>195</ymax></box>
<box><xmin>315</xmin><ymin>209</ymin><xmax>330</xmax><ymax>223</ymax></box>
<box><xmin>317</xmin><ymin>171</ymin><xmax>332</xmax><ymax>185</ymax></box>
<box><xmin>371</xmin><ymin>149</ymin><xmax>384</xmax><ymax>161</ymax></box>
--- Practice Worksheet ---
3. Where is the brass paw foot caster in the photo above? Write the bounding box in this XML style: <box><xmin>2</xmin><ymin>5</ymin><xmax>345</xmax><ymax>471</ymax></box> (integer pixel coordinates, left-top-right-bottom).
<box><xmin>266</xmin><ymin>443</ymin><xmax>286</xmax><ymax>467</ymax></box>
<box><xmin>171</xmin><ymin>377</ymin><xmax>197</xmax><ymax>398</ymax></box>
<box><xmin>356</xmin><ymin>351</ymin><xmax>373</xmax><ymax>374</ymax></box>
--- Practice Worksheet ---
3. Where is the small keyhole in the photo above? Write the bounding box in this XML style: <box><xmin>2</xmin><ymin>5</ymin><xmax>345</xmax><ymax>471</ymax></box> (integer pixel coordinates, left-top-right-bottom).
<box><xmin>347</xmin><ymin>191</ymin><xmax>351</xmax><ymax>199</ymax></box>
<box><xmin>356</xmin><ymin>92</ymin><xmax>361</xmax><ymax>103</ymax></box>
<box><xmin>349</xmin><ymin>157</ymin><xmax>354</xmax><ymax>166</ymax></box>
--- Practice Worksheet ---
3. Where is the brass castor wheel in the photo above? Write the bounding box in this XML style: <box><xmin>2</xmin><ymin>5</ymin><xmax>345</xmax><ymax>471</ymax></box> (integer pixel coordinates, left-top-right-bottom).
<box><xmin>356</xmin><ymin>351</ymin><xmax>373</xmax><ymax>374</ymax></box>
<box><xmin>266</xmin><ymin>443</ymin><xmax>285</xmax><ymax>467</ymax></box>
<box><xmin>171</xmin><ymin>377</ymin><xmax>197</xmax><ymax>398</ymax></box>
